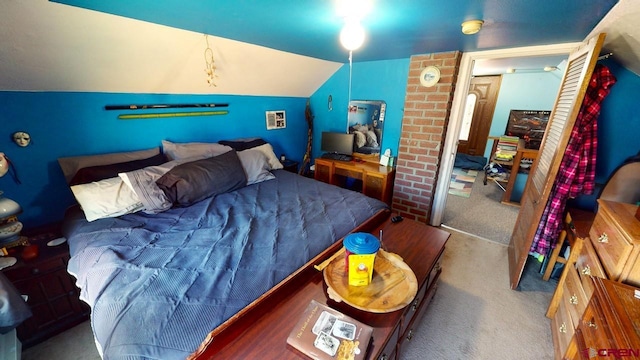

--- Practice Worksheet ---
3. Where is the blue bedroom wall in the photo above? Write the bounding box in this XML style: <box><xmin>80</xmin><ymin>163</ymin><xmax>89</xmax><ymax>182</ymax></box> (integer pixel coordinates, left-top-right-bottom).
<box><xmin>0</xmin><ymin>91</ymin><xmax>308</xmax><ymax>228</ymax></box>
<box><xmin>568</xmin><ymin>59</ymin><xmax>640</xmax><ymax>211</ymax></box>
<box><xmin>486</xmin><ymin>72</ymin><xmax>562</xmax><ymax>159</ymax></box>
<box><xmin>310</xmin><ymin>58</ymin><xmax>410</xmax><ymax>160</ymax></box>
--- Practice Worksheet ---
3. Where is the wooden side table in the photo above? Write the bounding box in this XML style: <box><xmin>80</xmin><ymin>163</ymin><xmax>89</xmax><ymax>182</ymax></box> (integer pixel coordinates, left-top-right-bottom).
<box><xmin>1</xmin><ymin>227</ymin><xmax>90</xmax><ymax>348</ymax></box>
<box><xmin>280</xmin><ymin>159</ymin><xmax>299</xmax><ymax>173</ymax></box>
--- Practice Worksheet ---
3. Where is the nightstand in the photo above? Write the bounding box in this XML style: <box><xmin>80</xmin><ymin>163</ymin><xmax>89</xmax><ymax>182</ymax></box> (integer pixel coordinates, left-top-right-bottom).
<box><xmin>280</xmin><ymin>159</ymin><xmax>299</xmax><ymax>173</ymax></box>
<box><xmin>1</xmin><ymin>226</ymin><xmax>90</xmax><ymax>349</ymax></box>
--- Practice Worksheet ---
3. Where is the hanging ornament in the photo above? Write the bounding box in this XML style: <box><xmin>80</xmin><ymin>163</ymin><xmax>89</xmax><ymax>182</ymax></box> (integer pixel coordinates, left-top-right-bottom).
<box><xmin>204</xmin><ymin>35</ymin><xmax>218</xmax><ymax>87</ymax></box>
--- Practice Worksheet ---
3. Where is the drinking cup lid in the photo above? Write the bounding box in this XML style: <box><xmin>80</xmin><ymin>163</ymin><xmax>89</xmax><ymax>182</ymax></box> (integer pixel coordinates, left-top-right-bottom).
<box><xmin>343</xmin><ymin>232</ymin><xmax>380</xmax><ymax>254</ymax></box>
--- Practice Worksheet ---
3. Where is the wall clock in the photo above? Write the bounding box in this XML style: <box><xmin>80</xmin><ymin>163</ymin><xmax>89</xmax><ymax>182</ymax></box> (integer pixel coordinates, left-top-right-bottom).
<box><xmin>419</xmin><ymin>66</ymin><xmax>441</xmax><ymax>87</ymax></box>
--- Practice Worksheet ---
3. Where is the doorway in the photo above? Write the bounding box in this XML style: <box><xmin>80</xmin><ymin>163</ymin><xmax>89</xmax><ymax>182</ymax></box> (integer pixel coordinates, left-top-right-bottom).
<box><xmin>433</xmin><ymin>43</ymin><xmax>577</xmax><ymax>244</ymax></box>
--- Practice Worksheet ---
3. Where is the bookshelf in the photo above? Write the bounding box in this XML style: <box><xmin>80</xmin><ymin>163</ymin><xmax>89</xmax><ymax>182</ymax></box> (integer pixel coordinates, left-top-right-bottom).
<box><xmin>485</xmin><ymin>136</ymin><xmax>539</xmax><ymax>206</ymax></box>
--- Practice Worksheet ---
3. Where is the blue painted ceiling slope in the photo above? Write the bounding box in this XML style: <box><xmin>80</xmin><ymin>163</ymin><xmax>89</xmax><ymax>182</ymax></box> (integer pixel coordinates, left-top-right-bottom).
<box><xmin>50</xmin><ymin>0</ymin><xmax>617</xmax><ymax>63</ymax></box>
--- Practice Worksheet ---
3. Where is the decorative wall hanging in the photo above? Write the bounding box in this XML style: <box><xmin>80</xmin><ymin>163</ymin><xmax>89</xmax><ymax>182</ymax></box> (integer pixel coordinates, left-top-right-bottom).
<box><xmin>105</xmin><ymin>103</ymin><xmax>228</xmax><ymax>110</ymax></box>
<box><xmin>204</xmin><ymin>34</ymin><xmax>218</xmax><ymax>87</ymax></box>
<box><xmin>419</xmin><ymin>66</ymin><xmax>441</xmax><ymax>87</ymax></box>
<box><xmin>265</xmin><ymin>110</ymin><xmax>286</xmax><ymax>130</ymax></box>
<box><xmin>11</xmin><ymin>132</ymin><xmax>31</xmax><ymax>147</ymax></box>
<box><xmin>117</xmin><ymin>111</ymin><xmax>228</xmax><ymax>120</ymax></box>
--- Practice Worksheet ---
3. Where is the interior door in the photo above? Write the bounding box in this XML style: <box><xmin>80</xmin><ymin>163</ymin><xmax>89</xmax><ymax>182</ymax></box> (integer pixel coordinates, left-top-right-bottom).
<box><xmin>457</xmin><ymin>76</ymin><xmax>501</xmax><ymax>156</ymax></box>
<box><xmin>507</xmin><ymin>33</ymin><xmax>606</xmax><ymax>290</ymax></box>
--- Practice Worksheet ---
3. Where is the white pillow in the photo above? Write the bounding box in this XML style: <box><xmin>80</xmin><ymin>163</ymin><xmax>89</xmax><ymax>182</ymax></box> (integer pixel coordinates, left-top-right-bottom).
<box><xmin>162</xmin><ymin>140</ymin><xmax>232</xmax><ymax>161</ymax></box>
<box><xmin>237</xmin><ymin>148</ymin><xmax>275</xmax><ymax>185</ymax></box>
<box><xmin>71</xmin><ymin>177</ymin><xmax>144</xmax><ymax>222</ymax></box>
<box><xmin>118</xmin><ymin>158</ymin><xmax>193</xmax><ymax>214</ymax></box>
<box><xmin>252</xmin><ymin>143</ymin><xmax>284</xmax><ymax>170</ymax></box>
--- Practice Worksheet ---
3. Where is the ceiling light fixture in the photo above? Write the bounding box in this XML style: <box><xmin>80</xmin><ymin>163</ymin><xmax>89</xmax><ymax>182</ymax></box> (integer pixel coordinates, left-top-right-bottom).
<box><xmin>544</xmin><ymin>66</ymin><xmax>559</xmax><ymax>72</ymax></box>
<box><xmin>340</xmin><ymin>20</ymin><xmax>365</xmax><ymax>51</ymax></box>
<box><xmin>461</xmin><ymin>20</ymin><xmax>484</xmax><ymax>35</ymax></box>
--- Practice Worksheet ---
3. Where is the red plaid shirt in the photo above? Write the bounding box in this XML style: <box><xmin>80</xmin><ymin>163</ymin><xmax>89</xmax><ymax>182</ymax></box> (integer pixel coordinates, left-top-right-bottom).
<box><xmin>531</xmin><ymin>64</ymin><xmax>616</xmax><ymax>255</ymax></box>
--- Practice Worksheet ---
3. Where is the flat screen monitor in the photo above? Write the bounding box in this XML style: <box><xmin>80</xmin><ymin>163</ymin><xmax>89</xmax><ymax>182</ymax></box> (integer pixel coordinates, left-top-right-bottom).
<box><xmin>321</xmin><ymin>132</ymin><xmax>354</xmax><ymax>155</ymax></box>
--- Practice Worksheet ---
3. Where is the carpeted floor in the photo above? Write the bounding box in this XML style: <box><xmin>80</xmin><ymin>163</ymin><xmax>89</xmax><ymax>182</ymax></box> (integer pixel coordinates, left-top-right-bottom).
<box><xmin>401</xmin><ymin>229</ymin><xmax>555</xmax><ymax>359</ymax></box>
<box><xmin>443</xmin><ymin>170</ymin><xmax>520</xmax><ymax>245</ymax></box>
<box><xmin>21</xmin><ymin>230</ymin><xmax>557</xmax><ymax>360</ymax></box>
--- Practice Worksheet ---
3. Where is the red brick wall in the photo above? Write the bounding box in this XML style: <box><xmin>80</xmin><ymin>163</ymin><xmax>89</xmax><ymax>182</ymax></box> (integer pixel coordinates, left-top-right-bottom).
<box><xmin>391</xmin><ymin>52</ymin><xmax>462</xmax><ymax>224</ymax></box>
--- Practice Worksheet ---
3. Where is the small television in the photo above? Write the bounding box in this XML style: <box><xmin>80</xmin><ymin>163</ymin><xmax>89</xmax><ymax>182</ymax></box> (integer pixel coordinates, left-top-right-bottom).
<box><xmin>321</xmin><ymin>132</ymin><xmax>354</xmax><ymax>155</ymax></box>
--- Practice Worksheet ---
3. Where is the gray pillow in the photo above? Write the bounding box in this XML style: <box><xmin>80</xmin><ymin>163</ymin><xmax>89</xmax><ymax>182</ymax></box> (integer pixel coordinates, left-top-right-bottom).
<box><xmin>237</xmin><ymin>148</ymin><xmax>275</xmax><ymax>185</ymax></box>
<box><xmin>156</xmin><ymin>150</ymin><xmax>247</xmax><ymax>206</ymax></box>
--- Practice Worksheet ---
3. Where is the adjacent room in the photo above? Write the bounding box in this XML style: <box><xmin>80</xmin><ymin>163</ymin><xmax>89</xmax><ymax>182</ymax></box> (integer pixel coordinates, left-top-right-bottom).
<box><xmin>1</xmin><ymin>1</ymin><xmax>639</xmax><ymax>359</ymax></box>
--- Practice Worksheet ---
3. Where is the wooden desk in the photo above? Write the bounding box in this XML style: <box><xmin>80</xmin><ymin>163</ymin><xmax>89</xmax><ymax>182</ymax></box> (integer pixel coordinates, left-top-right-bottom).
<box><xmin>486</xmin><ymin>136</ymin><xmax>538</xmax><ymax>206</ymax></box>
<box><xmin>189</xmin><ymin>216</ymin><xmax>449</xmax><ymax>360</ymax></box>
<box><xmin>314</xmin><ymin>158</ymin><xmax>395</xmax><ymax>205</ymax></box>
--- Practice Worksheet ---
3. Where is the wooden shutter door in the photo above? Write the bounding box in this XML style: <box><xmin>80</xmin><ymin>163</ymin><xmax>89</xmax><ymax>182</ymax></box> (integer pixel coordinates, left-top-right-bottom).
<box><xmin>507</xmin><ymin>34</ymin><xmax>606</xmax><ymax>290</ymax></box>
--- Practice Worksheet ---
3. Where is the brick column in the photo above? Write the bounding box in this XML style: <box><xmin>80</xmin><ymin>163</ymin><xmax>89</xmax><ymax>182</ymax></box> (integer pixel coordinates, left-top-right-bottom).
<box><xmin>391</xmin><ymin>52</ymin><xmax>462</xmax><ymax>224</ymax></box>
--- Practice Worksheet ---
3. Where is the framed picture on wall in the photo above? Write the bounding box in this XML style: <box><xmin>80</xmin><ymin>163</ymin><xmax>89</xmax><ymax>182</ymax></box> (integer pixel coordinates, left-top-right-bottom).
<box><xmin>505</xmin><ymin>110</ymin><xmax>551</xmax><ymax>150</ymax></box>
<box><xmin>266</xmin><ymin>110</ymin><xmax>286</xmax><ymax>130</ymax></box>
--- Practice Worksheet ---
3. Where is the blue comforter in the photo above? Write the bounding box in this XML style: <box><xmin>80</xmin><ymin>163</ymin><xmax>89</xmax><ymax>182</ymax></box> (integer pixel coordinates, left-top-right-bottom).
<box><xmin>63</xmin><ymin>170</ymin><xmax>387</xmax><ymax>359</ymax></box>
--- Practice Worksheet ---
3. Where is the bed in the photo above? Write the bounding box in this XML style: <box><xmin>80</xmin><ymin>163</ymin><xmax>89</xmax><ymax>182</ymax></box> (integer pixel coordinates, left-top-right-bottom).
<box><xmin>58</xmin><ymin>139</ymin><xmax>389</xmax><ymax>360</ymax></box>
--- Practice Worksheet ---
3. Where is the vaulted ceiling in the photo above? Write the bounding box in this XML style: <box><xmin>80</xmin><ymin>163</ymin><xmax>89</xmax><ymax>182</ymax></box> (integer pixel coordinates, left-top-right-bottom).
<box><xmin>2</xmin><ymin>0</ymin><xmax>637</xmax><ymax>96</ymax></box>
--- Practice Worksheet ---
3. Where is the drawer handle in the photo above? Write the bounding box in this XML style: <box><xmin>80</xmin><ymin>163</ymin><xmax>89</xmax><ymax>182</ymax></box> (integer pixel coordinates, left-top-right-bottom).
<box><xmin>379</xmin><ymin>355</ymin><xmax>389</xmax><ymax>360</ymax></box>
<box><xmin>559</xmin><ymin>322</ymin><xmax>567</xmax><ymax>333</ymax></box>
<box><xmin>588</xmin><ymin>321</ymin><xmax>598</xmax><ymax>329</ymax></box>
<box><xmin>598</xmin><ymin>233</ymin><xmax>608</xmax><ymax>243</ymax></box>
<box><xmin>569</xmin><ymin>295</ymin><xmax>578</xmax><ymax>305</ymax></box>
<box><xmin>581</xmin><ymin>265</ymin><xmax>591</xmax><ymax>276</ymax></box>
<box><xmin>406</xmin><ymin>330</ymin><xmax>414</xmax><ymax>341</ymax></box>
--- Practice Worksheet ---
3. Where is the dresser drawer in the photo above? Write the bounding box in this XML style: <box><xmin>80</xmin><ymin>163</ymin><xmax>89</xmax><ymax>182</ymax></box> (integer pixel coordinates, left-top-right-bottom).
<box><xmin>3</xmin><ymin>253</ymin><xmax>68</xmax><ymax>282</ymax></box>
<box><xmin>376</xmin><ymin>324</ymin><xmax>399</xmax><ymax>360</ymax></box>
<box><xmin>580</xmin><ymin>296</ymin><xmax>615</xmax><ymax>353</ymax></box>
<box><xmin>589</xmin><ymin>211</ymin><xmax>634</xmax><ymax>280</ymax></box>
<box><xmin>562</xmin><ymin>265</ymin><xmax>588</xmax><ymax>328</ymax></box>
<box><xmin>576</xmin><ymin>239</ymin><xmax>606</xmax><ymax>299</ymax></box>
<box><xmin>400</xmin><ymin>278</ymin><xmax>428</xmax><ymax>337</ymax></box>
<box><xmin>551</xmin><ymin>299</ymin><xmax>574</xmax><ymax>359</ymax></box>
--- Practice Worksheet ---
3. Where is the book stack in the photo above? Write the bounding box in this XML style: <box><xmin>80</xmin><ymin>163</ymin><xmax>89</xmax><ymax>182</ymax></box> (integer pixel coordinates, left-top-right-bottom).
<box><xmin>494</xmin><ymin>135</ymin><xmax>519</xmax><ymax>161</ymax></box>
<box><xmin>287</xmin><ymin>300</ymin><xmax>373</xmax><ymax>360</ymax></box>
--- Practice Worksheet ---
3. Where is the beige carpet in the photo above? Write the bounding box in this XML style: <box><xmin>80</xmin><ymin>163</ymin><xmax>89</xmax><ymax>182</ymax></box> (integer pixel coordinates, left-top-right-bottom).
<box><xmin>443</xmin><ymin>172</ymin><xmax>520</xmax><ymax>245</ymax></box>
<box><xmin>400</xmin><ymin>229</ymin><xmax>555</xmax><ymax>359</ymax></box>
<box><xmin>21</xmin><ymin>230</ymin><xmax>556</xmax><ymax>360</ymax></box>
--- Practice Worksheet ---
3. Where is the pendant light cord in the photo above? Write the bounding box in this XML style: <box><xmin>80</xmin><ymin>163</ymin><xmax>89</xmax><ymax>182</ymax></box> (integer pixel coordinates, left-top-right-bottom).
<box><xmin>347</xmin><ymin>50</ymin><xmax>353</xmax><ymax>132</ymax></box>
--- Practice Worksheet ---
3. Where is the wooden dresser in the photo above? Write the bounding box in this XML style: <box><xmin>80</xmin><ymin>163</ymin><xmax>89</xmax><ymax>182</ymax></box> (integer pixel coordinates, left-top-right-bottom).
<box><xmin>2</xmin><ymin>231</ymin><xmax>90</xmax><ymax>348</ymax></box>
<box><xmin>314</xmin><ymin>158</ymin><xmax>395</xmax><ymax>205</ymax></box>
<box><xmin>548</xmin><ymin>200</ymin><xmax>640</xmax><ymax>359</ymax></box>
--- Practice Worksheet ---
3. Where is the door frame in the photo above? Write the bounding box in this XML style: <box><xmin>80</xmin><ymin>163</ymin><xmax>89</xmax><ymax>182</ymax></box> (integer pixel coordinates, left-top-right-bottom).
<box><xmin>430</xmin><ymin>42</ymin><xmax>582</xmax><ymax>227</ymax></box>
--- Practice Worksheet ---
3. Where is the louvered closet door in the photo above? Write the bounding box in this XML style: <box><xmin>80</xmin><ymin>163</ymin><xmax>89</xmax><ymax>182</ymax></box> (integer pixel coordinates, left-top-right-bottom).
<box><xmin>508</xmin><ymin>34</ymin><xmax>606</xmax><ymax>290</ymax></box>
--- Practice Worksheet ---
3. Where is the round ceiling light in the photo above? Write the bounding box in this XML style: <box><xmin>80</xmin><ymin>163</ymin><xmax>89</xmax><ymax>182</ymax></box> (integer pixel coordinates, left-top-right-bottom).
<box><xmin>340</xmin><ymin>20</ymin><xmax>365</xmax><ymax>51</ymax></box>
<box><xmin>461</xmin><ymin>20</ymin><xmax>484</xmax><ymax>35</ymax></box>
